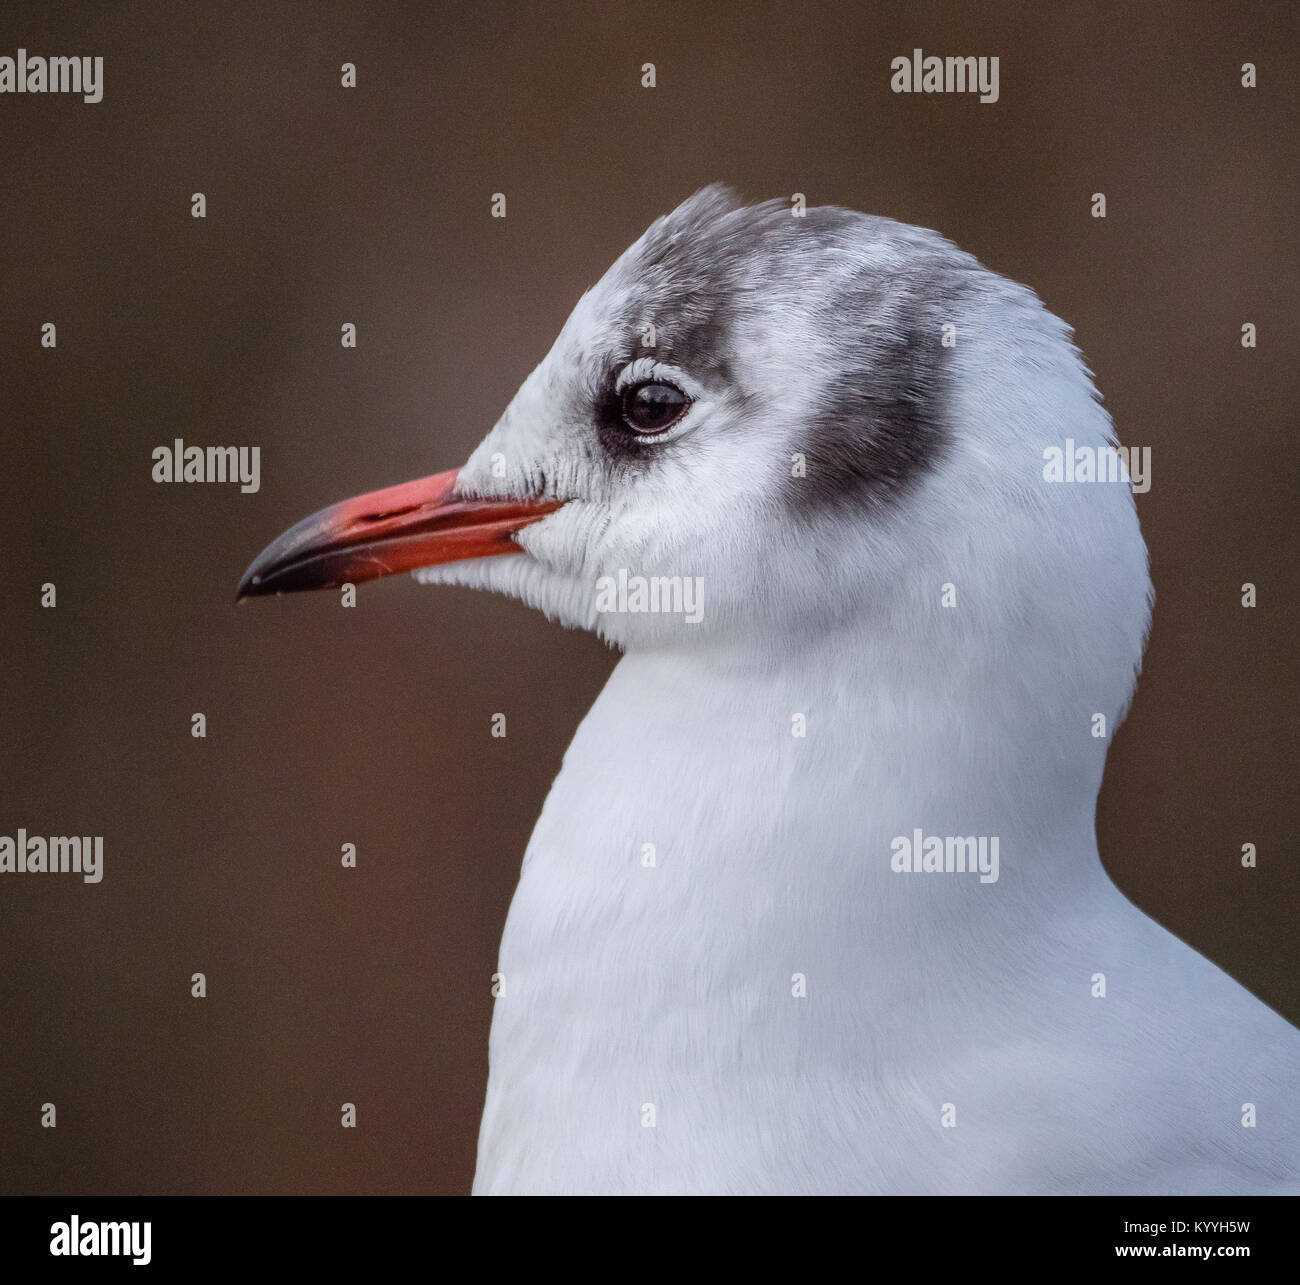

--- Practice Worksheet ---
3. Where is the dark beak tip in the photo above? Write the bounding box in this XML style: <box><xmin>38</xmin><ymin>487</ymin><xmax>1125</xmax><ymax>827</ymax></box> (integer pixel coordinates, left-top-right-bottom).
<box><xmin>234</xmin><ymin>565</ymin><xmax>268</xmax><ymax>602</ymax></box>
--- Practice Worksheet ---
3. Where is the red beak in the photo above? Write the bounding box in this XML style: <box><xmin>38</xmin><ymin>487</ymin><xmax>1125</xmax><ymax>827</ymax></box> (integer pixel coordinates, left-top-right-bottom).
<box><xmin>236</xmin><ymin>469</ymin><xmax>562</xmax><ymax>600</ymax></box>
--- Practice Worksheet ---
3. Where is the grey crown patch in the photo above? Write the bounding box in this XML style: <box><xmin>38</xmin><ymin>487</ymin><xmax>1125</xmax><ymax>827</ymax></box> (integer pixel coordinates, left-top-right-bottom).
<box><xmin>599</xmin><ymin>185</ymin><xmax>978</xmax><ymax>513</ymax></box>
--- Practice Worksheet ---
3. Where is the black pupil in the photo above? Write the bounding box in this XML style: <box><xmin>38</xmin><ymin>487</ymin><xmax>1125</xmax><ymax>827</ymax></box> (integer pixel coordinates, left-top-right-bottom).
<box><xmin>623</xmin><ymin>382</ymin><xmax>688</xmax><ymax>434</ymax></box>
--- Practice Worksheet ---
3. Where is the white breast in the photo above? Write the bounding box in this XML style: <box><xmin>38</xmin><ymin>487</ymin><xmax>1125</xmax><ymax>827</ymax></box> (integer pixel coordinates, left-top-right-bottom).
<box><xmin>473</xmin><ymin>647</ymin><xmax>1300</xmax><ymax>1194</ymax></box>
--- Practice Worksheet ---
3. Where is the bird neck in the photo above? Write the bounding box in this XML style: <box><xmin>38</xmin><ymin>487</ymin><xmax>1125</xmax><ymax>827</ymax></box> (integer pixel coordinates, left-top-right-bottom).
<box><xmin>497</xmin><ymin>626</ymin><xmax>1123</xmax><ymax>1108</ymax></box>
<box><xmin>597</xmin><ymin>624</ymin><xmax>1116</xmax><ymax>933</ymax></box>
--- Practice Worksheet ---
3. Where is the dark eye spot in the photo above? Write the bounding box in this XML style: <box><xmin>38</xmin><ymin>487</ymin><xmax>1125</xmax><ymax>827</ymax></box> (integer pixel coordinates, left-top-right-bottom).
<box><xmin>621</xmin><ymin>381</ymin><xmax>691</xmax><ymax>435</ymax></box>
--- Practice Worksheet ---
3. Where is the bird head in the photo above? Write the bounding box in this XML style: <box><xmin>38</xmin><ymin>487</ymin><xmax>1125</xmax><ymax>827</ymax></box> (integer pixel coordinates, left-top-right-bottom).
<box><xmin>239</xmin><ymin>186</ymin><xmax>1149</xmax><ymax>718</ymax></box>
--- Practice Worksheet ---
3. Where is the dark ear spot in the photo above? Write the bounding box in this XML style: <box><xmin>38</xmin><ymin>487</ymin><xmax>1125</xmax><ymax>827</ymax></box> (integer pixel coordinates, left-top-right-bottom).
<box><xmin>789</xmin><ymin>262</ymin><xmax>974</xmax><ymax>516</ymax></box>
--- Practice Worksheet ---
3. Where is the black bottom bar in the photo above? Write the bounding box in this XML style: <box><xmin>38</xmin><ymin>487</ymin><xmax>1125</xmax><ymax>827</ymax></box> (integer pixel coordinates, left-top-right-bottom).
<box><xmin>0</xmin><ymin>1195</ymin><xmax>1281</xmax><ymax>1270</ymax></box>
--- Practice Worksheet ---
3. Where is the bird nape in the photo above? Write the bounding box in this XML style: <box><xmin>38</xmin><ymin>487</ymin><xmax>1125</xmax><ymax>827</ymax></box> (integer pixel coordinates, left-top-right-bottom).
<box><xmin>239</xmin><ymin>186</ymin><xmax>1299</xmax><ymax>1196</ymax></box>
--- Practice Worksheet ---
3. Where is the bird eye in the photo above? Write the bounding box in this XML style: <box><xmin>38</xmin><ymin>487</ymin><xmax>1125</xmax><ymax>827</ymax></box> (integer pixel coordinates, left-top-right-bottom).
<box><xmin>621</xmin><ymin>381</ymin><xmax>691</xmax><ymax>435</ymax></box>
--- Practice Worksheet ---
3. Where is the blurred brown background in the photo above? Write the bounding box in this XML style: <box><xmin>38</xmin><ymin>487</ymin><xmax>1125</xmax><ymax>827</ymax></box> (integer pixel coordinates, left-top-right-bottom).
<box><xmin>0</xmin><ymin>0</ymin><xmax>1295</xmax><ymax>1194</ymax></box>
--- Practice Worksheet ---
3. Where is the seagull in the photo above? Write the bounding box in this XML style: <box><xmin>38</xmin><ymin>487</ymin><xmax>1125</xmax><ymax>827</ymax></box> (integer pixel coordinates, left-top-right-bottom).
<box><xmin>239</xmin><ymin>186</ymin><xmax>1300</xmax><ymax>1195</ymax></box>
